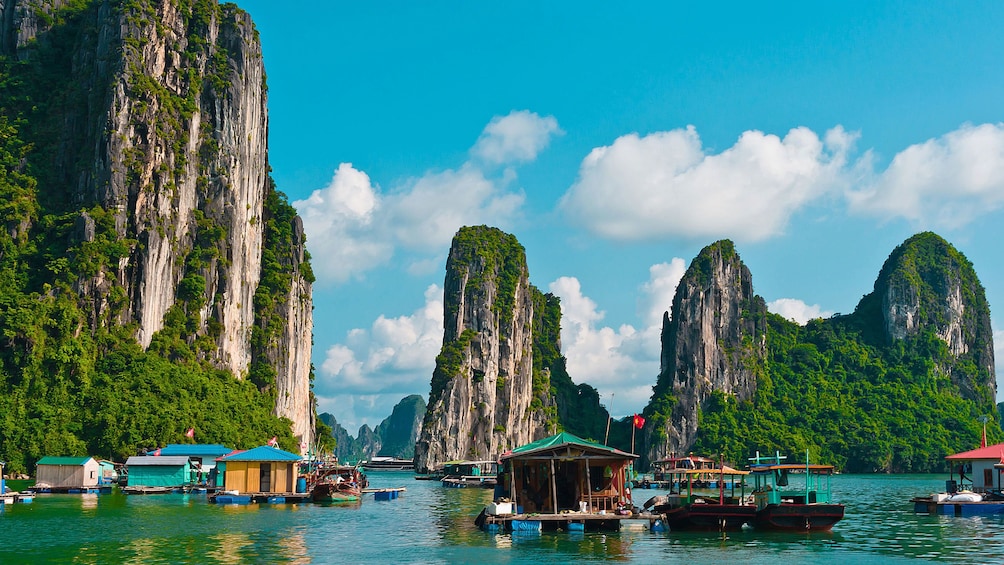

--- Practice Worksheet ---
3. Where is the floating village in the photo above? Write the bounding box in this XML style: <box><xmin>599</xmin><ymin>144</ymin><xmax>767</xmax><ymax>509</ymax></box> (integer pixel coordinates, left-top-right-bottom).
<box><xmin>6</xmin><ymin>430</ymin><xmax>1004</xmax><ymax>535</ymax></box>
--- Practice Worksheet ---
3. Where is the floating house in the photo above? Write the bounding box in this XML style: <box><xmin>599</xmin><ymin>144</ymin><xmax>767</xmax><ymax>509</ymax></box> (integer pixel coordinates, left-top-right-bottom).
<box><xmin>945</xmin><ymin>442</ymin><xmax>1004</xmax><ymax>493</ymax></box>
<box><xmin>159</xmin><ymin>444</ymin><xmax>232</xmax><ymax>486</ymax></box>
<box><xmin>478</xmin><ymin>432</ymin><xmax>646</xmax><ymax>532</ymax></box>
<box><xmin>213</xmin><ymin>445</ymin><xmax>307</xmax><ymax>503</ymax></box>
<box><xmin>33</xmin><ymin>456</ymin><xmax>106</xmax><ymax>493</ymax></box>
<box><xmin>124</xmin><ymin>456</ymin><xmax>194</xmax><ymax>490</ymax></box>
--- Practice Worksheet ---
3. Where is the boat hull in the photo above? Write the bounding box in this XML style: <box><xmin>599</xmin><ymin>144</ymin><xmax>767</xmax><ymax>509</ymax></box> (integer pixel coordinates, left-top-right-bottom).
<box><xmin>657</xmin><ymin>503</ymin><xmax>757</xmax><ymax>531</ymax></box>
<box><xmin>753</xmin><ymin>504</ymin><xmax>844</xmax><ymax>531</ymax></box>
<box><xmin>311</xmin><ymin>483</ymin><xmax>361</xmax><ymax>503</ymax></box>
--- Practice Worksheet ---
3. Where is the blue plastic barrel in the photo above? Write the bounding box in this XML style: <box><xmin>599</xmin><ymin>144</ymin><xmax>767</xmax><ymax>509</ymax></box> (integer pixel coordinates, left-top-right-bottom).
<box><xmin>296</xmin><ymin>477</ymin><xmax>307</xmax><ymax>493</ymax></box>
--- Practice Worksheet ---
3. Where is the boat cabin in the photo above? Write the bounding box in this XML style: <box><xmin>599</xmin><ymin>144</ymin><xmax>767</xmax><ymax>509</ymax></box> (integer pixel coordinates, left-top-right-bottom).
<box><xmin>747</xmin><ymin>452</ymin><xmax>836</xmax><ymax>509</ymax></box>
<box><xmin>496</xmin><ymin>432</ymin><xmax>637</xmax><ymax>514</ymax></box>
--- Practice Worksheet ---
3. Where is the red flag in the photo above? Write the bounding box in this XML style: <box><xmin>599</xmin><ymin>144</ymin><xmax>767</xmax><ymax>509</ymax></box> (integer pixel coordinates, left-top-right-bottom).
<box><xmin>268</xmin><ymin>436</ymin><xmax>278</xmax><ymax>447</ymax></box>
<box><xmin>185</xmin><ymin>428</ymin><xmax>195</xmax><ymax>438</ymax></box>
<box><xmin>633</xmin><ymin>414</ymin><xmax>645</xmax><ymax>429</ymax></box>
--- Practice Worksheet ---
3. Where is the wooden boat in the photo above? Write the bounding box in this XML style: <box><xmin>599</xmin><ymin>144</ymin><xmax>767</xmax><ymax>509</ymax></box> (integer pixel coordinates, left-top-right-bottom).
<box><xmin>747</xmin><ymin>451</ymin><xmax>844</xmax><ymax>531</ymax></box>
<box><xmin>308</xmin><ymin>463</ymin><xmax>368</xmax><ymax>503</ymax></box>
<box><xmin>440</xmin><ymin>460</ymin><xmax>498</xmax><ymax>488</ymax></box>
<box><xmin>649</xmin><ymin>460</ymin><xmax>754</xmax><ymax>531</ymax></box>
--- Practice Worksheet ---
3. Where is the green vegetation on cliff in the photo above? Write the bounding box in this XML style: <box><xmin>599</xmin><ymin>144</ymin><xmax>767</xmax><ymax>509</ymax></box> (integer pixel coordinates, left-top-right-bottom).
<box><xmin>687</xmin><ymin>234</ymin><xmax>997</xmax><ymax>472</ymax></box>
<box><xmin>0</xmin><ymin>0</ymin><xmax>309</xmax><ymax>473</ymax></box>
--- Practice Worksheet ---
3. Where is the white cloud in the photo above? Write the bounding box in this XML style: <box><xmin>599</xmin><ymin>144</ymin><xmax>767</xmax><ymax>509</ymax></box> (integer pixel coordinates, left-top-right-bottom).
<box><xmin>767</xmin><ymin>298</ymin><xmax>834</xmax><ymax>325</ymax></box>
<box><xmin>549</xmin><ymin>263</ymin><xmax>685</xmax><ymax>417</ymax></box>
<box><xmin>847</xmin><ymin>123</ymin><xmax>1004</xmax><ymax>229</ymax></box>
<box><xmin>294</xmin><ymin>112</ymin><xmax>561</xmax><ymax>285</ymax></box>
<box><xmin>294</xmin><ymin>164</ymin><xmax>393</xmax><ymax>283</ymax></box>
<box><xmin>386</xmin><ymin>163</ymin><xmax>525</xmax><ymax>252</ymax></box>
<box><xmin>472</xmin><ymin>110</ymin><xmax>563</xmax><ymax>165</ymax></box>
<box><xmin>637</xmin><ymin>259</ymin><xmax>687</xmax><ymax>328</ymax></box>
<box><xmin>315</xmin><ymin>285</ymin><xmax>444</xmax><ymax>399</ymax></box>
<box><xmin>560</xmin><ymin>125</ymin><xmax>854</xmax><ymax>242</ymax></box>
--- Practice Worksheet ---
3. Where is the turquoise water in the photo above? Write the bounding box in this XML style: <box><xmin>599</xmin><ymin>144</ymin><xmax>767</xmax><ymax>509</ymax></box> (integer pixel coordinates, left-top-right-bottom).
<box><xmin>1</xmin><ymin>473</ymin><xmax>1001</xmax><ymax>563</ymax></box>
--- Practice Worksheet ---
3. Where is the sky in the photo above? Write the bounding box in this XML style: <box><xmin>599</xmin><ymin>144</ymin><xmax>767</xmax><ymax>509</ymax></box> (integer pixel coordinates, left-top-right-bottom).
<box><xmin>234</xmin><ymin>1</ymin><xmax>1004</xmax><ymax>434</ymax></box>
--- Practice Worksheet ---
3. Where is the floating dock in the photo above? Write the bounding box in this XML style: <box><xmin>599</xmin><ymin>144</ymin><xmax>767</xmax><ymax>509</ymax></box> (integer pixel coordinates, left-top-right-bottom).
<box><xmin>0</xmin><ymin>492</ymin><xmax>34</xmax><ymax>505</ymax></box>
<box><xmin>363</xmin><ymin>487</ymin><xmax>406</xmax><ymax>500</ymax></box>
<box><xmin>209</xmin><ymin>491</ymin><xmax>313</xmax><ymax>505</ymax></box>
<box><xmin>478</xmin><ymin>510</ymin><xmax>667</xmax><ymax>533</ymax></box>
<box><xmin>28</xmin><ymin>485</ymin><xmax>112</xmax><ymax>494</ymax></box>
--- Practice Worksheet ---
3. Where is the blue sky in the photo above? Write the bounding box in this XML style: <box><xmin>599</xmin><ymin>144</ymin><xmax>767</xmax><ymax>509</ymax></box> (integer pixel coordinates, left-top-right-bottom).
<box><xmin>235</xmin><ymin>1</ymin><xmax>1004</xmax><ymax>432</ymax></box>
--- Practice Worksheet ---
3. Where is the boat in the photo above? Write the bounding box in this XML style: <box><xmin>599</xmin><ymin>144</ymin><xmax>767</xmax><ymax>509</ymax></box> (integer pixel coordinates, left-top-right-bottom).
<box><xmin>911</xmin><ymin>441</ymin><xmax>1004</xmax><ymax>516</ymax></box>
<box><xmin>649</xmin><ymin>458</ymin><xmax>754</xmax><ymax>531</ymax></box>
<box><xmin>440</xmin><ymin>460</ymin><xmax>498</xmax><ymax>488</ymax></box>
<box><xmin>308</xmin><ymin>463</ymin><xmax>368</xmax><ymax>503</ymax></box>
<box><xmin>746</xmin><ymin>451</ymin><xmax>844</xmax><ymax>531</ymax></box>
<box><xmin>361</xmin><ymin>456</ymin><xmax>415</xmax><ymax>471</ymax></box>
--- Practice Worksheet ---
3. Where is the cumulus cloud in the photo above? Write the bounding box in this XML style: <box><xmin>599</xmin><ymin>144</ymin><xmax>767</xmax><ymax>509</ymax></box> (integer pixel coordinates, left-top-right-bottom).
<box><xmin>847</xmin><ymin>123</ymin><xmax>1004</xmax><ymax>228</ymax></box>
<box><xmin>294</xmin><ymin>111</ymin><xmax>560</xmax><ymax>284</ymax></box>
<box><xmin>549</xmin><ymin>262</ymin><xmax>685</xmax><ymax>417</ymax></box>
<box><xmin>560</xmin><ymin>125</ymin><xmax>854</xmax><ymax>242</ymax></box>
<box><xmin>294</xmin><ymin>164</ymin><xmax>393</xmax><ymax>283</ymax></box>
<box><xmin>472</xmin><ymin>110</ymin><xmax>563</xmax><ymax>165</ymax></box>
<box><xmin>767</xmin><ymin>298</ymin><xmax>834</xmax><ymax>325</ymax></box>
<box><xmin>315</xmin><ymin>285</ymin><xmax>444</xmax><ymax>400</ymax></box>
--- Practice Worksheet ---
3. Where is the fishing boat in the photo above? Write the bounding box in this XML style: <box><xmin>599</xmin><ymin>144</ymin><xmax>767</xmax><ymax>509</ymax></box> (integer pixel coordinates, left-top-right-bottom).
<box><xmin>911</xmin><ymin>441</ymin><xmax>1004</xmax><ymax>516</ymax></box>
<box><xmin>648</xmin><ymin>459</ymin><xmax>754</xmax><ymax>531</ymax></box>
<box><xmin>747</xmin><ymin>451</ymin><xmax>844</xmax><ymax>531</ymax></box>
<box><xmin>309</xmin><ymin>463</ymin><xmax>368</xmax><ymax>503</ymax></box>
<box><xmin>440</xmin><ymin>460</ymin><xmax>498</xmax><ymax>488</ymax></box>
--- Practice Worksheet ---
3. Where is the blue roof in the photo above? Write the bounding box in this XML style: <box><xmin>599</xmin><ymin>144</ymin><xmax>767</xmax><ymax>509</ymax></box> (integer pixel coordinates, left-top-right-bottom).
<box><xmin>159</xmin><ymin>444</ymin><xmax>232</xmax><ymax>457</ymax></box>
<box><xmin>218</xmin><ymin>445</ymin><xmax>301</xmax><ymax>462</ymax></box>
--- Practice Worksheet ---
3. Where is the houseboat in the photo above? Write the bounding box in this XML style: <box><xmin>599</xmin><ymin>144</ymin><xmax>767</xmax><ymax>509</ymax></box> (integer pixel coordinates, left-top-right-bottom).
<box><xmin>912</xmin><ymin>441</ymin><xmax>1004</xmax><ymax>516</ymax></box>
<box><xmin>475</xmin><ymin>432</ymin><xmax>659</xmax><ymax>533</ymax></box>
<box><xmin>441</xmin><ymin>460</ymin><xmax>498</xmax><ymax>488</ymax></box>
<box><xmin>210</xmin><ymin>445</ymin><xmax>311</xmax><ymax>504</ymax></box>
<box><xmin>747</xmin><ymin>451</ymin><xmax>844</xmax><ymax>531</ymax></box>
<box><xmin>30</xmin><ymin>457</ymin><xmax>111</xmax><ymax>494</ymax></box>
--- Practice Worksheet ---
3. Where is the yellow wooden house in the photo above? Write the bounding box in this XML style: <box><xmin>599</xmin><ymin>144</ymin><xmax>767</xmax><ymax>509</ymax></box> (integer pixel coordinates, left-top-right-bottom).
<box><xmin>217</xmin><ymin>445</ymin><xmax>301</xmax><ymax>494</ymax></box>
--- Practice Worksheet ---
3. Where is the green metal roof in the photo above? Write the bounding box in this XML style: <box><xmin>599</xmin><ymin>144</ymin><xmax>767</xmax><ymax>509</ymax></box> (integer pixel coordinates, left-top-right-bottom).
<box><xmin>218</xmin><ymin>445</ymin><xmax>301</xmax><ymax>462</ymax></box>
<box><xmin>36</xmin><ymin>456</ymin><xmax>94</xmax><ymax>466</ymax></box>
<box><xmin>503</xmin><ymin>432</ymin><xmax>636</xmax><ymax>460</ymax></box>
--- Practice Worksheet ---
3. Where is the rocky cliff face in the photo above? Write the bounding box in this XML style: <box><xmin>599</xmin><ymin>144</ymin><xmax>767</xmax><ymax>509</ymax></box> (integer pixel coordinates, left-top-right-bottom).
<box><xmin>644</xmin><ymin>240</ymin><xmax>767</xmax><ymax>463</ymax></box>
<box><xmin>2</xmin><ymin>0</ymin><xmax>313</xmax><ymax>447</ymax></box>
<box><xmin>870</xmin><ymin>232</ymin><xmax>995</xmax><ymax>402</ymax></box>
<box><xmin>322</xmin><ymin>396</ymin><xmax>426</xmax><ymax>461</ymax></box>
<box><xmin>414</xmin><ymin>226</ymin><xmax>556</xmax><ymax>473</ymax></box>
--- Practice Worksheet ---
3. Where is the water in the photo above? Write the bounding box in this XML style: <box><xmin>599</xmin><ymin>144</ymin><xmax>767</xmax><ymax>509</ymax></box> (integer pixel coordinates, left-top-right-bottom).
<box><xmin>0</xmin><ymin>473</ymin><xmax>1000</xmax><ymax>563</ymax></box>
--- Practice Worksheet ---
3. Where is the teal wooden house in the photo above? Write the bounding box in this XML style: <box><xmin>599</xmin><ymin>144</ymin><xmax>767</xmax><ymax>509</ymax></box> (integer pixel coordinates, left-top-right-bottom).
<box><xmin>124</xmin><ymin>455</ymin><xmax>194</xmax><ymax>488</ymax></box>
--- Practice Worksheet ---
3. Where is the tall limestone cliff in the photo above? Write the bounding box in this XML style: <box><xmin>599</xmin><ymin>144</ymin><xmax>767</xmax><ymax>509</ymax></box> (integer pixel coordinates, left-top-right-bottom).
<box><xmin>0</xmin><ymin>0</ymin><xmax>313</xmax><ymax>450</ymax></box>
<box><xmin>644</xmin><ymin>240</ymin><xmax>768</xmax><ymax>463</ymax></box>
<box><xmin>414</xmin><ymin>226</ymin><xmax>558</xmax><ymax>473</ymax></box>
<box><xmin>642</xmin><ymin>233</ymin><xmax>996</xmax><ymax>473</ymax></box>
<box><xmin>860</xmin><ymin>231</ymin><xmax>995</xmax><ymax>404</ymax></box>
